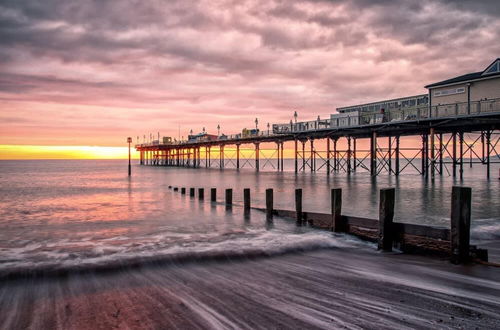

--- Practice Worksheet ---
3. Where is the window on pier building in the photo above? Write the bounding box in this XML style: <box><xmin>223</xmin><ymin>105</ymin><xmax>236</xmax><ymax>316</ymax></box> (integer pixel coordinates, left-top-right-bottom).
<box><xmin>483</xmin><ymin>59</ymin><xmax>499</xmax><ymax>75</ymax></box>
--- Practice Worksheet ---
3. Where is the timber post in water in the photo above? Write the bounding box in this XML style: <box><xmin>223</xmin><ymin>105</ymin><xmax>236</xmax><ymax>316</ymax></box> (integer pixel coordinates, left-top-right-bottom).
<box><xmin>378</xmin><ymin>188</ymin><xmax>395</xmax><ymax>251</ymax></box>
<box><xmin>295</xmin><ymin>189</ymin><xmax>303</xmax><ymax>224</ymax></box>
<box><xmin>331</xmin><ymin>188</ymin><xmax>343</xmax><ymax>232</ymax></box>
<box><xmin>211</xmin><ymin>188</ymin><xmax>217</xmax><ymax>202</ymax></box>
<box><xmin>451</xmin><ymin>186</ymin><xmax>472</xmax><ymax>264</ymax></box>
<box><xmin>225</xmin><ymin>189</ymin><xmax>233</xmax><ymax>207</ymax></box>
<box><xmin>181</xmin><ymin>187</ymin><xmax>186</xmax><ymax>194</ymax></box>
<box><xmin>189</xmin><ymin>188</ymin><xmax>195</xmax><ymax>197</ymax></box>
<box><xmin>198</xmin><ymin>188</ymin><xmax>204</xmax><ymax>200</ymax></box>
<box><xmin>244</xmin><ymin>188</ymin><xmax>251</xmax><ymax>212</ymax></box>
<box><xmin>173</xmin><ymin>187</ymin><xmax>178</xmax><ymax>192</ymax></box>
<box><xmin>266</xmin><ymin>189</ymin><xmax>273</xmax><ymax>220</ymax></box>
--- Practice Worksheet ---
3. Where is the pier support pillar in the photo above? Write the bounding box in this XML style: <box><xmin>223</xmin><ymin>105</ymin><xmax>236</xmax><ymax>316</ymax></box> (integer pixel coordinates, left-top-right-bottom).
<box><xmin>430</xmin><ymin>128</ymin><xmax>435</xmax><ymax>178</ymax></box>
<box><xmin>486</xmin><ymin>130</ymin><xmax>491</xmax><ymax>179</ymax></box>
<box><xmin>370</xmin><ymin>132</ymin><xmax>377</xmax><ymax>177</ymax></box>
<box><xmin>439</xmin><ymin>133</ymin><xmax>443</xmax><ymax>175</ymax></box>
<box><xmin>280</xmin><ymin>142</ymin><xmax>284</xmax><ymax>171</ymax></box>
<box><xmin>452</xmin><ymin>132</ymin><xmax>457</xmax><ymax>177</ymax></box>
<box><xmin>255</xmin><ymin>143</ymin><xmax>260</xmax><ymax>172</ymax></box>
<box><xmin>353</xmin><ymin>138</ymin><xmax>357</xmax><ymax>172</ymax></box>
<box><xmin>333</xmin><ymin>138</ymin><xmax>338</xmax><ymax>172</ymax></box>
<box><xmin>388</xmin><ymin>137</ymin><xmax>392</xmax><ymax>174</ymax></box>
<box><xmin>220</xmin><ymin>145</ymin><xmax>224</xmax><ymax>169</ymax></box>
<box><xmin>459</xmin><ymin>132</ymin><xmax>464</xmax><ymax>180</ymax></box>
<box><xmin>326</xmin><ymin>137</ymin><xmax>331</xmax><ymax>175</ymax></box>
<box><xmin>378</xmin><ymin>188</ymin><xmax>395</xmax><ymax>252</ymax></box>
<box><xmin>301</xmin><ymin>140</ymin><xmax>306</xmax><ymax>172</ymax></box>
<box><xmin>451</xmin><ymin>186</ymin><xmax>471</xmax><ymax>264</ymax></box>
<box><xmin>236</xmin><ymin>144</ymin><xmax>240</xmax><ymax>170</ymax></box>
<box><xmin>347</xmin><ymin>137</ymin><xmax>352</xmax><ymax>174</ymax></box>
<box><xmin>294</xmin><ymin>139</ymin><xmax>298</xmax><ymax>173</ymax></box>
<box><xmin>225</xmin><ymin>188</ymin><xmax>233</xmax><ymax>209</ymax></box>
<box><xmin>210</xmin><ymin>188</ymin><xmax>216</xmax><ymax>202</ymax></box>
<box><xmin>395</xmin><ymin>136</ymin><xmax>400</xmax><ymax>176</ymax></box>
<box><xmin>276</xmin><ymin>142</ymin><xmax>280</xmax><ymax>171</ymax></box>
<box><xmin>310</xmin><ymin>139</ymin><xmax>315</xmax><ymax>172</ymax></box>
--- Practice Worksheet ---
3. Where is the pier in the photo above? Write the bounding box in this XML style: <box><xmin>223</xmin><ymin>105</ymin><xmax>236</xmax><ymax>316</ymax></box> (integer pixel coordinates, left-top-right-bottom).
<box><xmin>136</xmin><ymin>99</ymin><xmax>500</xmax><ymax>178</ymax></box>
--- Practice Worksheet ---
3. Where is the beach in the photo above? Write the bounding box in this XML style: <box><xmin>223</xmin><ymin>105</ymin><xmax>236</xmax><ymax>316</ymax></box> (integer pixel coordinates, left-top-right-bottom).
<box><xmin>1</xmin><ymin>248</ymin><xmax>500</xmax><ymax>329</ymax></box>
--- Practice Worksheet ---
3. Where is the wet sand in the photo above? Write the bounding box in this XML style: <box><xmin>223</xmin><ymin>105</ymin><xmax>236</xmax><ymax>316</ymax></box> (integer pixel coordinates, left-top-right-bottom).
<box><xmin>1</xmin><ymin>248</ymin><xmax>499</xmax><ymax>329</ymax></box>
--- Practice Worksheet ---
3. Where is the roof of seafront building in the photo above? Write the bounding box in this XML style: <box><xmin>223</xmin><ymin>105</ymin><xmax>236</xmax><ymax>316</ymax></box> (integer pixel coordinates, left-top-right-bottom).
<box><xmin>425</xmin><ymin>58</ymin><xmax>500</xmax><ymax>88</ymax></box>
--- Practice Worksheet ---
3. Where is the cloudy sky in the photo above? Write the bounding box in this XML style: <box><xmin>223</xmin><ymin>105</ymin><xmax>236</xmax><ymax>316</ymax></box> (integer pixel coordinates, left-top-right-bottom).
<box><xmin>1</xmin><ymin>0</ymin><xmax>499</xmax><ymax>152</ymax></box>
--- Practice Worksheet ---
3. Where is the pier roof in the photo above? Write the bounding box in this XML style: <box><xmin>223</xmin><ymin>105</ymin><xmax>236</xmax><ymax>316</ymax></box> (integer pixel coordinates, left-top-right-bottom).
<box><xmin>425</xmin><ymin>58</ymin><xmax>500</xmax><ymax>88</ymax></box>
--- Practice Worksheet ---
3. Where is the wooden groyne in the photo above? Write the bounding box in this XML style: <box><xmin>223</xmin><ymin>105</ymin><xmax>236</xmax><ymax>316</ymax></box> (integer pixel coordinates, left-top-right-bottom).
<box><xmin>169</xmin><ymin>185</ymin><xmax>488</xmax><ymax>264</ymax></box>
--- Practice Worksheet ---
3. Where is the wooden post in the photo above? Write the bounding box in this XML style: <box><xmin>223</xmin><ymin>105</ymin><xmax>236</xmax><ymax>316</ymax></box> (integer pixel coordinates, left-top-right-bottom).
<box><xmin>210</xmin><ymin>188</ymin><xmax>217</xmax><ymax>202</ymax></box>
<box><xmin>295</xmin><ymin>188</ymin><xmax>303</xmax><ymax>223</ymax></box>
<box><xmin>198</xmin><ymin>188</ymin><xmax>204</xmax><ymax>200</ymax></box>
<box><xmin>266</xmin><ymin>188</ymin><xmax>273</xmax><ymax>219</ymax></box>
<box><xmin>451</xmin><ymin>186</ymin><xmax>471</xmax><ymax>264</ymax></box>
<box><xmin>331</xmin><ymin>188</ymin><xmax>343</xmax><ymax>232</ymax></box>
<box><xmin>244</xmin><ymin>188</ymin><xmax>251</xmax><ymax>212</ymax></box>
<box><xmin>173</xmin><ymin>187</ymin><xmax>178</xmax><ymax>192</ymax></box>
<box><xmin>189</xmin><ymin>188</ymin><xmax>195</xmax><ymax>197</ymax></box>
<box><xmin>225</xmin><ymin>188</ymin><xmax>233</xmax><ymax>206</ymax></box>
<box><xmin>378</xmin><ymin>188</ymin><xmax>395</xmax><ymax>252</ymax></box>
<box><xmin>181</xmin><ymin>187</ymin><xmax>186</xmax><ymax>194</ymax></box>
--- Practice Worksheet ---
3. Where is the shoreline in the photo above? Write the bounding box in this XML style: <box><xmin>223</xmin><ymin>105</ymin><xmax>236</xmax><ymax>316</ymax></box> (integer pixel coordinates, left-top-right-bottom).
<box><xmin>1</xmin><ymin>247</ymin><xmax>499</xmax><ymax>329</ymax></box>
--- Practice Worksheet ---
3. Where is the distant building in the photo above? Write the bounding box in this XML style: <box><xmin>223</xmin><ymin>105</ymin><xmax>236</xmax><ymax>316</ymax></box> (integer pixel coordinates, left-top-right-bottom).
<box><xmin>425</xmin><ymin>58</ymin><xmax>500</xmax><ymax>107</ymax></box>
<box><xmin>336</xmin><ymin>94</ymin><xmax>428</xmax><ymax>114</ymax></box>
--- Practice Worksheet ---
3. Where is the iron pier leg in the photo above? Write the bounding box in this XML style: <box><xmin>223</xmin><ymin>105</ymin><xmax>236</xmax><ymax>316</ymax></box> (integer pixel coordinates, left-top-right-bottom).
<box><xmin>326</xmin><ymin>137</ymin><xmax>331</xmax><ymax>175</ymax></box>
<box><xmin>280</xmin><ymin>142</ymin><xmax>284</xmax><ymax>171</ymax></box>
<box><xmin>255</xmin><ymin>143</ymin><xmax>260</xmax><ymax>172</ymax></box>
<box><xmin>452</xmin><ymin>133</ymin><xmax>457</xmax><ymax>177</ymax></box>
<box><xmin>236</xmin><ymin>144</ymin><xmax>240</xmax><ymax>170</ymax></box>
<box><xmin>220</xmin><ymin>145</ymin><xmax>224</xmax><ymax>169</ymax></box>
<box><xmin>347</xmin><ymin>137</ymin><xmax>352</xmax><ymax>174</ymax></box>
<box><xmin>439</xmin><ymin>133</ymin><xmax>443</xmax><ymax>174</ymax></box>
<box><xmin>353</xmin><ymin>138</ymin><xmax>357</xmax><ymax>172</ymax></box>
<box><xmin>333</xmin><ymin>138</ymin><xmax>338</xmax><ymax>172</ymax></box>
<box><xmin>395</xmin><ymin>136</ymin><xmax>400</xmax><ymax>176</ymax></box>
<box><xmin>370</xmin><ymin>132</ymin><xmax>377</xmax><ymax>177</ymax></box>
<box><xmin>388</xmin><ymin>136</ymin><xmax>392</xmax><ymax>174</ymax></box>
<box><xmin>486</xmin><ymin>130</ymin><xmax>491</xmax><ymax>179</ymax></box>
<box><xmin>481</xmin><ymin>131</ymin><xmax>485</xmax><ymax>164</ymax></box>
<box><xmin>302</xmin><ymin>140</ymin><xmax>306</xmax><ymax>172</ymax></box>
<box><xmin>310</xmin><ymin>139</ymin><xmax>314</xmax><ymax>172</ymax></box>
<box><xmin>276</xmin><ymin>142</ymin><xmax>280</xmax><ymax>171</ymax></box>
<box><xmin>430</xmin><ymin>128</ymin><xmax>435</xmax><ymax>178</ymax></box>
<box><xmin>294</xmin><ymin>139</ymin><xmax>298</xmax><ymax>173</ymax></box>
<box><xmin>421</xmin><ymin>135</ymin><xmax>426</xmax><ymax>176</ymax></box>
<box><xmin>459</xmin><ymin>132</ymin><xmax>464</xmax><ymax>180</ymax></box>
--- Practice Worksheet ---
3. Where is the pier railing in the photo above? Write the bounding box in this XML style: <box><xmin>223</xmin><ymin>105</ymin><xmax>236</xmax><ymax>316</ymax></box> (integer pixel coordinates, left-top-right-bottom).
<box><xmin>137</xmin><ymin>98</ymin><xmax>500</xmax><ymax>148</ymax></box>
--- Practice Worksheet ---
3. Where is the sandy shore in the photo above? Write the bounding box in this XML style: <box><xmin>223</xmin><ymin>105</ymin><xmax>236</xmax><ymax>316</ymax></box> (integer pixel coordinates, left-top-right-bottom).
<box><xmin>1</xmin><ymin>247</ymin><xmax>499</xmax><ymax>329</ymax></box>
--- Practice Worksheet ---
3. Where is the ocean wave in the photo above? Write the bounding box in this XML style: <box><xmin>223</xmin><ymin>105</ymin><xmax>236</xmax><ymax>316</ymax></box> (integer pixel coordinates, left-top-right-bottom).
<box><xmin>471</xmin><ymin>218</ymin><xmax>500</xmax><ymax>241</ymax></box>
<box><xmin>0</xmin><ymin>229</ymin><xmax>369</xmax><ymax>280</ymax></box>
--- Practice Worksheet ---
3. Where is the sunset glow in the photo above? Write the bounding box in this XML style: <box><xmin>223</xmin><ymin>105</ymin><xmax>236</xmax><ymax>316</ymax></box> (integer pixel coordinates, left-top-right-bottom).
<box><xmin>1</xmin><ymin>0</ymin><xmax>500</xmax><ymax>159</ymax></box>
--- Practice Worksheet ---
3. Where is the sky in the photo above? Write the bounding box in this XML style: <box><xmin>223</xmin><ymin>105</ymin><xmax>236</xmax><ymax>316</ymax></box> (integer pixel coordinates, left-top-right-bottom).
<box><xmin>1</xmin><ymin>0</ymin><xmax>499</xmax><ymax>158</ymax></box>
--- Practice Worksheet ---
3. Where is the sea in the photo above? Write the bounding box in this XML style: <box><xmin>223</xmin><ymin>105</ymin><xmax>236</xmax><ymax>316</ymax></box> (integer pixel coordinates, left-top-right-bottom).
<box><xmin>0</xmin><ymin>159</ymin><xmax>499</xmax><ymax>276</ymax></box>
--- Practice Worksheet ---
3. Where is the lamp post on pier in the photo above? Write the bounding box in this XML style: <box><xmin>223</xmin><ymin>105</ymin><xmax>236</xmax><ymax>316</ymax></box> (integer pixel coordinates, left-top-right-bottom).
<box><xmin>127</xmin><ymin>137</ymin><xmax>132</xmax><ymax>176</ymax></box>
